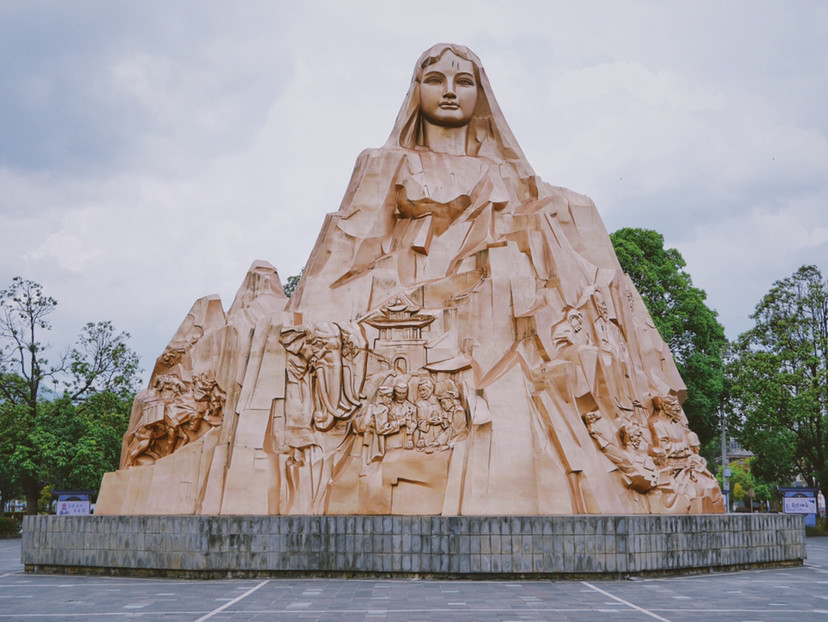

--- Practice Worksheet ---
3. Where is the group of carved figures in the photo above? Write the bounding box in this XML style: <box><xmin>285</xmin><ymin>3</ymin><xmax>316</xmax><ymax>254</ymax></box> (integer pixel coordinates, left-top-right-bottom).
<box><xmin>353</xmin><ymin>376</ymin><xmax>466</xmax><ymax>463</ymax></box>
<box><xmin>279</xmin><ymin>316</ymin><xmax>468</xmax><ymax>458</ymax></box>
<box><xmin>582</xmin><ymin>396</ymin><xmax>712</xmax><ymax>501</ymax></box>
<box><xmin>126</xmin><ymin>315</ymin><xmax>468</xmax><ymax>470</ymax></box>
<box><xmin>549</xmin><ymin>286</ymin><xmax>720</xmax><ymax>508</ymax></box>
<box><xmin>125</xmin><ymin>286</ymin><xmax>717</xmax><ymax>509</ymax></box>
<box><xmin>125</xmin><ymin>372</ymin><xmax>226</xmax><ymax>466</ymax></box>
<box><xmin>124</xmin><ymin>281</ymin><xmax>718</xmax><ymax>513</ymax></box>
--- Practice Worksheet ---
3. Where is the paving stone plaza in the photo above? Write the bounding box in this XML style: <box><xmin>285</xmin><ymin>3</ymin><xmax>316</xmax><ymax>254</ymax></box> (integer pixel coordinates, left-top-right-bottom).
<box><xmin>3</xmin><ymin>536</ymin><xmax>828</xmax><ymax>621</ymax></box>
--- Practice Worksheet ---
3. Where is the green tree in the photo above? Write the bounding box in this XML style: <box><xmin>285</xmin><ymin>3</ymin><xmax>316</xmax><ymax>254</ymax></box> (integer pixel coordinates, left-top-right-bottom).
<box><xmin>728</xmin><ymin>265</ymin><xmax>827</xmax><ymax>499</ymax></box>
<box><xmin>0</xmin><ymin>277</ymin><xmax>140</xmax><ymax>514</ymax></box>
<box><xmin>21</xmin><ymin>393</ymin><xmax>132</xmax><ymax>495</ymax></box>
<box><xmin>0</xmin><ymin>401</ymin><xmax>25</xmax><ymax>513</ymax></box>
<box><xmin>714</xmin><ymin>457</ymin><xmax>774</xmax><ymax>510</ymax></box>
<box><xmin>610</xmin><ymin>228</ymin><xmax>727</xmax><ymax>446</ymax></box>
<box><xmin>284</xmin><ymin>269</ymin><xmax>303</xmax><ymax>298</ymax></box>
<box><xmin>61</xmin><ymin>391</ymin><xmax>132</xmax><ymax>490</ymax></box>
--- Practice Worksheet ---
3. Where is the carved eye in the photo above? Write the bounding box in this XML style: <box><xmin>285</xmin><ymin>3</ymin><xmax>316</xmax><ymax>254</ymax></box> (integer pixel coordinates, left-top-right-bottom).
<box><xmin>456</xmin><ymin>77</ymin><xmax>475</xmax><ymax>87</ymax></box>
<box><xmin>423</xmin><ymin>75</ymin><xmax>443</xmax><ymax>85</ymax></box>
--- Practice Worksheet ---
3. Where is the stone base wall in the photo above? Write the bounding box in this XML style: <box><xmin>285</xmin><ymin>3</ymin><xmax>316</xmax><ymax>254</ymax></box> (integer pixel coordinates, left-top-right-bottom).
<box><xmin>22</xmin><ymin>514</ymin><xmax>805</xmax><ymax>579</ymax></box>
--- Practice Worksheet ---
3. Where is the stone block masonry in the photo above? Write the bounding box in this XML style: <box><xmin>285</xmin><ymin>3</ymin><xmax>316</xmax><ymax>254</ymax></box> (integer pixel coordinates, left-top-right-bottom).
<box><xmin>22</xmin><ymin>514</ymin><xmax>805</xmax><ymax>579</ymax></box>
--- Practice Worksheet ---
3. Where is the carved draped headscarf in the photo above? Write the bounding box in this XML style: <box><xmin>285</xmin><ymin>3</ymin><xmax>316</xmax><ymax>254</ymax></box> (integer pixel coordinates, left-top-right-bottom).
<box><xmin>384</xmin><ymin>43</ymin><xmax>535</xmax><ymax>179</ymax></box>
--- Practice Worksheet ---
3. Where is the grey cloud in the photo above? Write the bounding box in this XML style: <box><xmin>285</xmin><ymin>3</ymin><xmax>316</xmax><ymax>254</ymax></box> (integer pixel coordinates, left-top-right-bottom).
<box><xmin>0</xmin><ymin>2</ymin><xmax>295</xmax><ymax>176</ymax></box>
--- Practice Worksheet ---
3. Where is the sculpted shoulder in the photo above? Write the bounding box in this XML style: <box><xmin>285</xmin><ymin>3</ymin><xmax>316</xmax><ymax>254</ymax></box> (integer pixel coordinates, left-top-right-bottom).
<box><xmin>532</xmin><ymin>181</ymin><xmax>621</xmax><ymax>271</ymax></box>
<box><xmin>337</xmin><ymin>148</ymin><xmax>402</xmax><ymax>216</ymax></box>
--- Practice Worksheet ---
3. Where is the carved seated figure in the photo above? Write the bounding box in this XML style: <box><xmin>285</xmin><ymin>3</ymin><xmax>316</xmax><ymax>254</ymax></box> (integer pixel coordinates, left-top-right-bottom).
<box><xmin>124</xmin><ymin>370</ymin><xmax>227</xmax><ymax>466</ymax></box>
<box><xmin>685</xmin><ymin>430</ymin><xmax>708</xmax><ymax>474</ymax></box>
<box><xmin>648</xmin><ymin>394</ymin><xmax>692</xmax><ymax>466</ymax></box>
<box><xmin>99</xmin><ymin>43</ymin><xmax>723</xmax><ymax>517</ymax></box>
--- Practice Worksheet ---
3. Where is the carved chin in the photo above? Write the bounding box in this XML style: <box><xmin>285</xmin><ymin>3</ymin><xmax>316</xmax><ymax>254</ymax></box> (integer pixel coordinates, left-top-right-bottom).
<box><xmin>421</xmin><ymin>111</ymin><xmax>472</xmax><ymax>128</ymax></box>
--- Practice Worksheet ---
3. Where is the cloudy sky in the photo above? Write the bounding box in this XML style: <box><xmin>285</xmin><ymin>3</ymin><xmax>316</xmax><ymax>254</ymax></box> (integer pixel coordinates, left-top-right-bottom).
<box><xmin>2</xmin><ymin>1</ymin><xmax>827</xmax><ymax>384</ymax></box>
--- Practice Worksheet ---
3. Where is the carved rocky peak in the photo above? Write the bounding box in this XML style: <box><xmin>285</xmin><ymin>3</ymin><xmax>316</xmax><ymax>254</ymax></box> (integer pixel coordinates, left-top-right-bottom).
<box><xmin>129</xmin><ymin>264</ymin><xmax>287</xmax><ymax>469</ymax></box>
<box><xmin>227</xmin><ymin>260</ymin><xmax>288</xmax><ymax>324</ymax></box>
<box><xmin>154</xmin><ymin>294</ymin><xmax>226</xmax><ymax>376</ymax></box>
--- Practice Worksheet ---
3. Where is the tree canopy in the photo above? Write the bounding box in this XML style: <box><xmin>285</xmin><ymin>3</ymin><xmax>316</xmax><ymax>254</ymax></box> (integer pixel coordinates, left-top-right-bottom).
<box><xmin>728</xmin><ymin>265</ymin><xmax>828</xmax><ymax>497</ymax></box>
<box><xmin>714</xmin><ymin>457</ymin><xmax>774</xmax><ymax>509</ymax></box>
<box><xmin>610</xmin><ymin>228</ymin><xmax>727</xmax><ymax>446</ymax></box>
<box><xmin>0</xmin><ymin>277</ymin><xmax>141</xmax><ymax>514</ymax></box>
<box><xmin>284</xmin><ymin>269</ymin><xmax>303</xmax><ymax>298</ymax></box>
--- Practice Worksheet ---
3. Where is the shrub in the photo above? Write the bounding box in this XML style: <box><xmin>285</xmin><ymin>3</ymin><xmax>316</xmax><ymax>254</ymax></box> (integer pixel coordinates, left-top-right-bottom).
<box><xmin>0</xmin><ymin>516</ymin><xmax>21</xmax><ymax>538</ymax></box>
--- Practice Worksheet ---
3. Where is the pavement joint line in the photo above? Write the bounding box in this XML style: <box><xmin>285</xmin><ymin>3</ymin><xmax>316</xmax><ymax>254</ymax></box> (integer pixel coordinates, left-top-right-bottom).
<box><xmin>0</xmin><ymin>612</ymin><xmax>210</xmax><ymax>618</ymax></box>
<box><xmin>640</xmin><ymin>609</ymin><xmax>828</xmax><ymax>614</ymax></box>
<box><xmin>101</xmin><ymin>607</ymin><xmax>656</xmax><ymax>614</ymax></box>
<box><xmin>581</xmin><ymin>581</ymin><xmax>673</xmax><ymax>622</ymax></box>
<box><xmin>647</xmin><ymin>572</ymin><xmax>807</xmax><ymax>583</ymax></box>
<box><xmin>192</xmin><ymin>579</ymin><xmax>269</xmax><ymax>622</ymax></box>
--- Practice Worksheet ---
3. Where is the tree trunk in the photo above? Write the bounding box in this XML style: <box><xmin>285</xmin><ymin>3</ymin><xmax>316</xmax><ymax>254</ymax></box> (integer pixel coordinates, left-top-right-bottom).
<box><xmin>23</xmin><ymin>478</ymin><xmax>39</xmax><ymax>515</ymax></box>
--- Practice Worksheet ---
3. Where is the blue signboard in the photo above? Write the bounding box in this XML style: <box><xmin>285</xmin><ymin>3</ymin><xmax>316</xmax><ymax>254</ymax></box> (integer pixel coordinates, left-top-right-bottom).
<box><xmin>778</xmin><ymin>487</ymin><xmax>819</xmax><ymax>527</ymax></box>
<box><xmin>52</xmin><ymin>491</ymin><xmax>94</xmax><ymax>516</ymax></box>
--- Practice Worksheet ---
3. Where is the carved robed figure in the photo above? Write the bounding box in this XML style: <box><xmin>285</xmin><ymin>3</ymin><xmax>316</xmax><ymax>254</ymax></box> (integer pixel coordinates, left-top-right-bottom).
<box><xmin>97</xmin><ymin>44</ymin><xmax>723</xmax><ymax>516</ymax></box>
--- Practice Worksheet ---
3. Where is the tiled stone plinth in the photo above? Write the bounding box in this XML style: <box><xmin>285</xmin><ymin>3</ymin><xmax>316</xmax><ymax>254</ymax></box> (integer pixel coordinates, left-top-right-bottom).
<box><xmin>22</xmin><ymin>514</ymin><xmax>805</xmax><ymax>578</ymax></box>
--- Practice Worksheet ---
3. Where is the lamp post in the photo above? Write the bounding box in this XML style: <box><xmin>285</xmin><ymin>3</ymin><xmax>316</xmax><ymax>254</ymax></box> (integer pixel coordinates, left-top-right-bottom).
<box><xmin>721</xmin><ymin>405</ymin><xmax>730</xmax><ymax>512</ymax></box>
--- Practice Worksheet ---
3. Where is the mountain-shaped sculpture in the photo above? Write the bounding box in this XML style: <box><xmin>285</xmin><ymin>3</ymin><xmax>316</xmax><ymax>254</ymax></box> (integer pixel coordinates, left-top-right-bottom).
<box><xmin>97</xmin><ymin>44</ymin><xmax>724</xmax><ymax>516</ymax></box>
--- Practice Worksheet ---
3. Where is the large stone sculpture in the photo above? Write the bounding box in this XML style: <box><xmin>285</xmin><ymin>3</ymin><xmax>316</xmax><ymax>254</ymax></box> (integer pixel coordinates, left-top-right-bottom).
<box><xmin>97</xmin><ymin>44</ymin><xmax>723</xmax><ymax>516</ymax></box>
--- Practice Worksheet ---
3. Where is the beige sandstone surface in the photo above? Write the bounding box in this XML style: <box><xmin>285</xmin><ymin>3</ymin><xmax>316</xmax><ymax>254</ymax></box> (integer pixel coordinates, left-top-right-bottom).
<box><xmin>97</xmin><ymin>44</ymin><xmax>723</xmax><ymax>516</ymax></box>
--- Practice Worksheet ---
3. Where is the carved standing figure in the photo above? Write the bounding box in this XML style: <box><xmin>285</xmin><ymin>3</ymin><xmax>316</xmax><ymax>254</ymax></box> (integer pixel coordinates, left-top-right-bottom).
<box><xmin>355</xmin><ymin>386</ymin><xmax>394</xmax><ymax>463</ymax></box>
<box><xmin>414</xmin><ymin>376</ymin><xmax>444</xmax><ymax>450</ymax></box>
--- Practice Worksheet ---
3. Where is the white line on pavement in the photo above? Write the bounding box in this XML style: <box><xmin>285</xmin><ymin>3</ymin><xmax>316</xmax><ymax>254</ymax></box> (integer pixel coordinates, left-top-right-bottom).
<box><xmin>581</xmin><ymin>581</ymin><xmax>672</xmax><ymax>622</ymax></box>
<box><xmin>193</xmin><ymin>580</ymin><xmax>269</xmax><ymax>622</ymax></box>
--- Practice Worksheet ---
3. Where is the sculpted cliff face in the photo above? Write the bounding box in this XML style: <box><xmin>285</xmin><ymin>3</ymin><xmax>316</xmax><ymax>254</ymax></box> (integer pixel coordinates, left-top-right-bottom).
<box><xmin>97</xmin><ymin>44</ymin><xmax>723</xmax><ymax>516</ymax></box>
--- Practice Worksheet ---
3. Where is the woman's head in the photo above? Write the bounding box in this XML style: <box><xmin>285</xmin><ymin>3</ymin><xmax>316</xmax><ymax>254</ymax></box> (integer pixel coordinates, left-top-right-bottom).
<box><xmin>385</xmin><ymin>43</ymin><xmax>531</xmax><ymax>172</ymax></box>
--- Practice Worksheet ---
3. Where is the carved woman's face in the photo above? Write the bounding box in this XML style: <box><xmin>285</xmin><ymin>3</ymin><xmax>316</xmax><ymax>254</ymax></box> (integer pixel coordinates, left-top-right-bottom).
<box><xmin>419</xmin><ymin>51</ymin><xmax>478</xmax><ymax>128</ymax></box>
